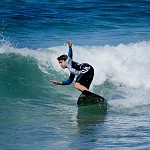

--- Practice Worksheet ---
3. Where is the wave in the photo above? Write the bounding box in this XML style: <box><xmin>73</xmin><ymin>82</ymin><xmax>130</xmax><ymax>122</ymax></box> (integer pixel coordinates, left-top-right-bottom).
<box><xmin>1</xmin><ymin>40</ymin><xmax>150</xmax><ymax>86</ymax></box>
<box><xmin>0</xmin><ymin>41</ymin><xmax>150</xmax><ymax>108</ymax></box>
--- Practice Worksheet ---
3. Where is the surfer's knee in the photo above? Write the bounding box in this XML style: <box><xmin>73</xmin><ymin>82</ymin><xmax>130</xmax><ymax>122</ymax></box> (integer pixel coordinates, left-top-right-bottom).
<box><xmin>74</xmin><ymin>82</ymin><xmax>80</xmax><ymax>89</ymax></box>
<box><xmin>74</xmin><ymin>82</ymin><xmax>89</xmax><ymax>92</ymax></box>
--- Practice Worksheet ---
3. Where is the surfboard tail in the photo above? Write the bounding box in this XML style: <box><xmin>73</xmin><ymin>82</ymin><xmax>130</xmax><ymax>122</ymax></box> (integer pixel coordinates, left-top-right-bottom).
<box><xmin>77</xmin><ymin>90</ymin><xmax>107</xmax><ymax>107</ymax></box>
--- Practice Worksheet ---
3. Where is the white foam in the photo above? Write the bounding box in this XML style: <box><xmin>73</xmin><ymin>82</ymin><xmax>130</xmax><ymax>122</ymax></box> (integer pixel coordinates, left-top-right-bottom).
<box><xmin>72</xmin><ymin>41</ymin><xmax>150</xmax><ymax>88</ymax></box>
<box><xmin>108</xmin><ymin>87</ymin><xmax>150</xmax><ymax>110</ymax></box>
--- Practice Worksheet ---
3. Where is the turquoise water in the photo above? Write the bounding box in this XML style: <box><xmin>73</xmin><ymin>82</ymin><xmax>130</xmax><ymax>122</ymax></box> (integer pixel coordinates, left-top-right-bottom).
<box><xmin>0</xmin><ymin>0</ymin><xmax>150</xmax><ymax>149</ymax></box>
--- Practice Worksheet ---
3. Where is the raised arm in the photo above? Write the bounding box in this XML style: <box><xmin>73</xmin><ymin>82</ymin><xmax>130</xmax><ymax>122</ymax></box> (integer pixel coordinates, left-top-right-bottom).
<box><xmin>66</xmin><ymin>39</ymin><xmax>73</xmax><ymax>59</ymax></box>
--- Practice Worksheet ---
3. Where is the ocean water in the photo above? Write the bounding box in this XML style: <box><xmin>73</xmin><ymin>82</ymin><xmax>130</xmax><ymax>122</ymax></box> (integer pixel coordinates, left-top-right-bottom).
<box><xmin>0</xmin><ymin>0</ymin><xmax>150</xmax><ymax>150</ymax></box>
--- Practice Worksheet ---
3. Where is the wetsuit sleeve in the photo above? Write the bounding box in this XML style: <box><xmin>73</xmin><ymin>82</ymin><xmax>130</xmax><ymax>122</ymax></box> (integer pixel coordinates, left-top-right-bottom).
<box><xmin>62</xmin><ymin>73</ymin><xmax>75</xmax><ymax>85</ymax></box>
<box><xmin>68</xmin><ymin>47</ymin><xmax>73</xmax><ymax>59</ymax></box>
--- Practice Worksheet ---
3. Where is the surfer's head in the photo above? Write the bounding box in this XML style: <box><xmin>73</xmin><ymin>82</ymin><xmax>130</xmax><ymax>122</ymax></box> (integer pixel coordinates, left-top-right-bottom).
<box><xmin>57</xmin><ymin>55</ymin><xmax>68</xmax><ymax>69</ymax></box>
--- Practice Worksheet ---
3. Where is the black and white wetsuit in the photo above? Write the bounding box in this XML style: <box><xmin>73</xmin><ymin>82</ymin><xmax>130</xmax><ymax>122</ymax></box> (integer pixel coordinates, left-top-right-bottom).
<box><xmin>62</xmin><ymin>47</ymin><xmax>94</xmax><ymax>89</ymax></box>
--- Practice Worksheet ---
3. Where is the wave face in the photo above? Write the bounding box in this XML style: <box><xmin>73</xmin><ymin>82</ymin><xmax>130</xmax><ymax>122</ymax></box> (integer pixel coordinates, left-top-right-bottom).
<box><xmin>0</xmin><ymin>41</ymin><xmax>150</xmax><ymax>108</ymax></box>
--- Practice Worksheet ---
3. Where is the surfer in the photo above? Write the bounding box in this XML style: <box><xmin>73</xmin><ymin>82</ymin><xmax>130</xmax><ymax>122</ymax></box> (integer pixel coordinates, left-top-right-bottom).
<box><xmin>50</xmin><ymin>39</ymin><xmax>94</xmax><ymax>92</ymax></box>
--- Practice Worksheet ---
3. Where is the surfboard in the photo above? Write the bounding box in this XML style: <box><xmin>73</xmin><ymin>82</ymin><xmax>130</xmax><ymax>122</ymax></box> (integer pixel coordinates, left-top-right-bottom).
<box><xmin>77</xmin><ymin>90</ymin><xmax>107</xmax><ymax>107</ymax></box>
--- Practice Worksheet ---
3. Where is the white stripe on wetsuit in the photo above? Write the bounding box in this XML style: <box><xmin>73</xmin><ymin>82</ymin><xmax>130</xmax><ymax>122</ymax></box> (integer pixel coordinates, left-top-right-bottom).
<box><xmin>66</xmin><ymin>57</ymin><xmax>81</xmax><ymax>76</ymax></box>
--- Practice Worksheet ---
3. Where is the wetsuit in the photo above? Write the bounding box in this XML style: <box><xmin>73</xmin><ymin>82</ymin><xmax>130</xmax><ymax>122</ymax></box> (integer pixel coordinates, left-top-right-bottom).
<box><xmin>62</xmin><ymin>47</ymin><xmax>94</xmax><ymax>89</ymax></box>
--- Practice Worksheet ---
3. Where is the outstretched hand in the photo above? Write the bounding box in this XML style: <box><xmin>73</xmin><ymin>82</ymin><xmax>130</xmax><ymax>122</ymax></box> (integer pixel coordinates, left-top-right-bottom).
<box><xmin>50</xmin><ymin>80</ymin><xmax>62</xmax><ymax>85</ymax></box>
<box><xmin>66</xmin><ymin>39</ymin><xmax>72</xmax><ymax>48</ymax></box>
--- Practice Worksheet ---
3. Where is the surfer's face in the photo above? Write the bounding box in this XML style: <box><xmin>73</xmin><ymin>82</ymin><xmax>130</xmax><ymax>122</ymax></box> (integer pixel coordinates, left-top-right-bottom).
<box><xmin>58</xmin><ymin>60</ymin><xmax>66</xmax><ymax>69</ymax></box>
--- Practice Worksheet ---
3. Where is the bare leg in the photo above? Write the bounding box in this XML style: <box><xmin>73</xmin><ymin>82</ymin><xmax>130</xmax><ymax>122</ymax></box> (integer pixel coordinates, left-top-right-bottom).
<box><xmin>74</xmin><ymin>82</ymin><xmax>89</xmax><ymax>92</ymax></box>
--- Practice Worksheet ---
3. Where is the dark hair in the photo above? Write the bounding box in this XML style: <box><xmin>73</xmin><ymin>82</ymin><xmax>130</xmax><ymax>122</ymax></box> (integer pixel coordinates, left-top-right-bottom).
<box><xmin>57</xmin><ymin>55</ymin><xmax>68</xmax><ymax>61</ymax></box>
